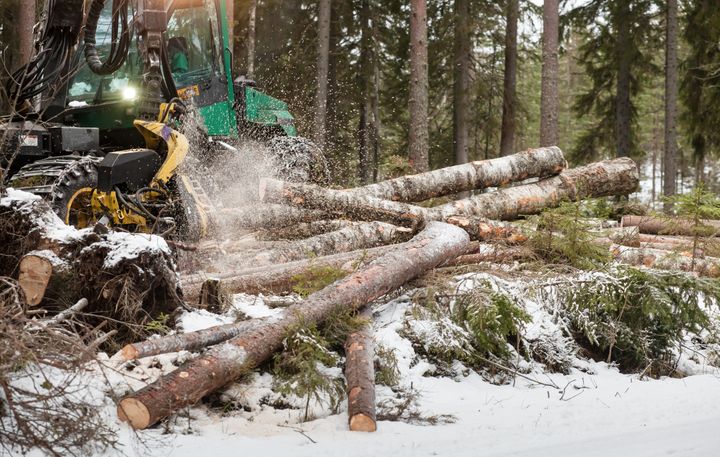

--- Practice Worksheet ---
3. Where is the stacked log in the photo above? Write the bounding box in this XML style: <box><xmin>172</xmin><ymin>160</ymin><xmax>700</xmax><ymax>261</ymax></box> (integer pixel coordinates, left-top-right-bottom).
<box><xmin>117</xmin><ymin>222</ymin><xmax>470</xmax><ymax>429</ymax></box>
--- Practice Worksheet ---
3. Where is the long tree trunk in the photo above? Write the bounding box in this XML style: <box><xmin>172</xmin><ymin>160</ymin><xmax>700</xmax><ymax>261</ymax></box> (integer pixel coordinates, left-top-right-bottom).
<box><xmin>615</xmin><ymin>2</ymin><xmax>632</xmax><ymax>158</ymax></box>
<box><xmin>453</xmin><ymin>0</ymin><xmax>471</xmax><ymax>165</ymax></box>
<box><xmin>540</xmin><ymin>0</ymin><xmax>560</xmax><ymax>147</ymax></box>
<box><xmin>117</xmin><ymin>222</ymin><xmax>470</xmax><ymax>430</ymax></box>
<box><xmin>313</xmin><ymin>0</ymin><xmax>332</xmax><ymax>149</ymax></box>
<box><xmin>345</xmin><ymin>307</ymin><xmax>376</xmax><ymax>432</ymax></box>
<box><xmin>17</xmin><ymin>0</ymin><xmax>35</xmax><ymax>69</ymax></box>
<box><xmin>663</xmin><ymin>0</ymin><xmax>678</xmax><ymax>211</ymax></box>
<box><xmin>409</xmin><ymin>0</ymin><xmax>430</xmax><ymax>173</ymax></box>
<box><xmin>347</xmin><ymin>146</ymin><xmax>567</xmax><ymax>202</ymax></box>
<box><xmin>260</xmin><ymin>158</ymin><xmax>638</xmax><ymax>226</ymax></box>
<box><xmin>358</xmin><ymin>0</ymin><xmax>373</xmax><ymax>184</ymax></box>
<box><xmin>500</xmin><ymin>0</ymin><xmax>519</xmax><ymax>156</ymax></box>
<box><xmin>246</xmin><ymin>0</ymin><xmax>257</xmax><ymax>78</ymax></box>
<box><xmin>611</xmin><ymin>245</ymin><xmax>720</xmax><ymax>278</ymax></box>
<box><xmin>219</xmin><ymin>205</ymin><xmax>330</xmax><ymax>230</ymax></box>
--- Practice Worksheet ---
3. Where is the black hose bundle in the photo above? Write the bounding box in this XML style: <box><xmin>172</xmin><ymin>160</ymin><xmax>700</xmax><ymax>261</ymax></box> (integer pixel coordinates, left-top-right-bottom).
<box><xmin>83</xmin><ymin>0</ymin><xmax>132</xmax><ymax>76</ymax></box>
<box><xmin>5</xmin><ymin>0</ymin><xmax>83</xmax><ymax>107</ymax></box>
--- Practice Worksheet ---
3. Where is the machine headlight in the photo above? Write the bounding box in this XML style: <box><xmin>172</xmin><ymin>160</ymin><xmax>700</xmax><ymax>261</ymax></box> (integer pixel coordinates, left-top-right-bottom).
<box><xmin>122</xmin><ymin>86</ymin><xmax>138</xmax><ymax>101</ymax></box>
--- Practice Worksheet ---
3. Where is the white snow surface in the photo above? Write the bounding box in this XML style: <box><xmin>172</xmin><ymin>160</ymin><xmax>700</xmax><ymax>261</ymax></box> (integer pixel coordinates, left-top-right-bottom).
<box><xmin>9</xmin><ymin>273</ymin><xmax>720</xmax><ymax>457</ymax></box>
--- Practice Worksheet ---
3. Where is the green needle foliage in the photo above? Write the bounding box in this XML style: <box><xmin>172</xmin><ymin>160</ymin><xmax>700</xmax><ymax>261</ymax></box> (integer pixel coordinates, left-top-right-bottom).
<box><xmin>558</xmin><ymin>267</ymin><xmax>720</xmax><ymax>373</ymax></box>
<box><xmin>272</xmin><ymin>322</ymin><xmax>345</xmax><ymax>422</ymax></box>
<box><xmin>529</xmin><ymin>201</ymin><xmax>610</xmax><ymax>270</ymax></box>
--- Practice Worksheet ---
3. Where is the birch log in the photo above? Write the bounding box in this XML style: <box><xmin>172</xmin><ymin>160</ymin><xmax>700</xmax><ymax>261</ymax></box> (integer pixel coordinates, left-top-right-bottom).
<box><xmin>621</xmin><ymin>215</ymin><xmax>720</xmax><ymax>237</ymax></box>
<box><xmin>117</xmin><ymin>222</ymin><xmax>470</xmax><ymax>429</ymax></box>
<box><xmin>261</xmin><ymin>158</ymin><xmax>639</xmax><ymax>227</ymax></box>
<box><xmin>346</xmin><ymin>146</ymin><xmax>566</xmax><ymax>201</ymax></box>
<box><xmin>345</xmin><ymin>307</ymin><xmax>376</xmax><ymax>432</ymax></box>
<box><xmin>248</xmin><ymin>222</ymin><xmax>413</xmax><ymax>266</ymax></box>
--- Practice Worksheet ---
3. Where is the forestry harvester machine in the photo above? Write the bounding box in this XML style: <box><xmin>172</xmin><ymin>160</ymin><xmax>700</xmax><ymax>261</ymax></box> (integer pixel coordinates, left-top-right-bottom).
<box><xmin>0</xmin><ymin>0</ymin><xmax>327</xmax><ymax>240</ymax></box>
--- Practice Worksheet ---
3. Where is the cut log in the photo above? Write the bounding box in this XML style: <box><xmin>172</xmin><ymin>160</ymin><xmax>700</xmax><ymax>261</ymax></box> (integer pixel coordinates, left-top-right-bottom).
<box><xmin>621</xmin><ymin>215</ymin><xmax>720</xmax><ymax>237</ymax></box>
<box><xmin>444</xmin><ymin>245</ymin><xmax>532</xmax><ymax>266</ymax></box>
<box><xmin>249</xmin><ymin>222</ymin><xmax>413</xmax><ymax>266</ymax></box>
<box><xmin>261</xmin><ymin>159</ymin><xmax>638</xmax><ymax>230</ymax></box>
<box><xmin>18</xmin><ymin>251</ymin><xmax>60</xmax><ymax>306</ymax></box>
<box><xmin>346</xmin><ymin>146</ymin><xmax>566</xmax><ymax>202</ymax></box>
<box><xmin>120</xmin><ymin>319</ymin><xmax>264</xmax><ymax>361</ymax></box>
<box><xmin>445</xmin><ymin>216</ymin><xmax>527</xmax><ymax>244</ymax></box>
<box><xmin>117</xmin><ymin>221</ymin><xmax>470</xmax><ymax>429</ymax></box>
<box><xmin>259</xmin><ymin>220</ymin><xmax>359</xmax><ymax>241</ymax></box>
<box><xmin>218</xmin><ymin>204</ymin><xmax>330</xmax><ymax>230</ymax></box>
<box><xmin>431</xmin><ymin>158</ymin><xmax>639</xmax><ymax>221</ymax></box>
<box><xmin>611</xmin><ymin>244</ymin><xmax>720</xmax><ymax>277</ymax></box>
<box><xmin>345</xmin><ymin>307</ymin><xmax>376</xmax><ymax>432</ymax></box>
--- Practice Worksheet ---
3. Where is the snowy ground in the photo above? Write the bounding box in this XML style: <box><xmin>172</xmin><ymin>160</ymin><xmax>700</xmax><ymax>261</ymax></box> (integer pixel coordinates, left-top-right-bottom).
<box><xmin>10</xmin><ymin>272</ymin><xmax>720</xmax><ymax>457</ymax></box>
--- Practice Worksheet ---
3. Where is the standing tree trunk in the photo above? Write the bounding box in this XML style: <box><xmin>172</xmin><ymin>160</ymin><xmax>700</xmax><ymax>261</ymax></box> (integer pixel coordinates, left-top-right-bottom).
<box><xmin>358</xmin><ymin>0</ymin><xmax>373</xmax><ymax>184</ymax></box>
<box><xmin>540</xmin><ymin>0</ymin><xmax>559</xmax><ymax>147</ymax></box>
<box><xmin>17</xmin><ymin>0</ymin><xmax>35</xmax><ymax>69</ymax></box>
<box><xmin>500</xmin><ymin>0</ymin><xmax>519</xmax><ymax>156</ymax></box>
<box><xmin>615</xmin><ymin>2</ymin><xmax>632</xmax><ymax>158</ymax></box>
<box><xmin>663</xmin><ymin>0</ymin><xmax>678</xmax><ymax>211</ymax></box>
<box><xmin>246</xmin><ymin>0</ymin><xmax>257</xmax><ymax>78</ymax></box>
<box><xmin>453</xmin><ymin>0</ymin><xmax>471</xmax><ymax>165</ymax></box>
<box><xmin>313</xmin><ymin>0</ymin><xmax>332</xmax><ymax>149</ymax></box>
<box><xmin>409</xmin><ymin>0</ymin><xmax>430</xmax><ymax>172</ymax></box>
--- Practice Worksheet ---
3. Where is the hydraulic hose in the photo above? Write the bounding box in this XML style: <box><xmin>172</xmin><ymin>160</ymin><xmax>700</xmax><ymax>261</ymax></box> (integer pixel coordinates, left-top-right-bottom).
<box><xmin>83</xmin><ymin>0</ymin><xmax>132</xmax><ymax>76</ymax></box>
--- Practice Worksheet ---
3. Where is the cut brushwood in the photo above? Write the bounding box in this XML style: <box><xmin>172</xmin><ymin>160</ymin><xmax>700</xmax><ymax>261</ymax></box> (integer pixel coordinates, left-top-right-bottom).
<box><xmin>117</xmin><ymin>222</ymin><xmax>470</xmax><ymax>429</ymax></box>
<box><xmin>345</xmin><ymin>307</ymin><xmax>376</xmax><ymax>432</ymax></box>
<box><xmin>345</xmin><ymin>146</ymin><xmax>566</xmax><ymax>202</ymax></box>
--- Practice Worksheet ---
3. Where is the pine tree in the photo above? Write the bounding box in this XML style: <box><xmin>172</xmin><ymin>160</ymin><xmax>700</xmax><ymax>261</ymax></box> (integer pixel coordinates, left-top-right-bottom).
<box><xmin>409</xmin><ymin>0</ymin><xmax>430</xmax><ymax>172</ymax></box>
<box><xmin>568</xmin><ymin>0</ymin><xmax>659</xmax><ymax>163</ymax></box>
<box><xmin>453</xmin><ymin>0</ymin><xmax>471</xmax><ymax>165</ymax></box>
<box><xmin>500</xmin><ymin>0</ymin><xmax>519</xmax><ymax>156</ymax></box>
<box><xmin>313</xmin><ymin>0</ymin><xmax>332</xmax><ymax>150</ymax></box>
<box><xmin>540</xmin><ymin>0</ymin><xmax>559</xmax><ymax>147</ymax></box>
<box><xmin>663</xmin><ymin>0</ymin><xmax>678</xmax><ymax>209</ymax></box>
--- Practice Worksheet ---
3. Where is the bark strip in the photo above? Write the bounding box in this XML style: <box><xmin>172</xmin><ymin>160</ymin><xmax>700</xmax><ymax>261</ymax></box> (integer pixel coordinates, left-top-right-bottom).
<box><xmin>118</xmin><ymin>222</ymin><xmax>470</xmax><ymax>429</ymax></box>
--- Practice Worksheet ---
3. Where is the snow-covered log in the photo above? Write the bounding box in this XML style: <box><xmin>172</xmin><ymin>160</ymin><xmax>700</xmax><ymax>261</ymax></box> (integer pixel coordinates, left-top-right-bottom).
<box><xmin>346</xmin><ymin>146</ymin><xmax>566</xmax><ymax>202</ymax></box>
<box><xmin>117</xmin><ymin>222</ymin><xmax>470</xmax><ymax>429</ymax></box>
<box><xmin>345</xmin><ymin>307</ymin><xmax>376</xmax><ymax>432</ymax></box>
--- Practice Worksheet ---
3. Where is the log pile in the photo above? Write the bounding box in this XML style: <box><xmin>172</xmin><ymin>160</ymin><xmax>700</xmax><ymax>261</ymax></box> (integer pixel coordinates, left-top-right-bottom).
<box><xmin>4</xmin><ymin>147</ymin><xmax>656</xmax><ymax>432</ymax></box>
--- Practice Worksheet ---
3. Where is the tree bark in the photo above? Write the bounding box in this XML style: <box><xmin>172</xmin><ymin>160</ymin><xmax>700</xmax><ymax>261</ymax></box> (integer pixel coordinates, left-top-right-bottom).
<box><xmin>345</xmin><ymin>307</ymin><xmax>376</xmax><ymax>432</ymax></box>
<box><xmin>259</xmin><ymin>220</ymin><xmax>359</xmax><ymax>241</ymax></box>
<box><xmin>615</xmin><ymin>2</ymin><xmax>632</xmax><ymax>158</ymax></box>
<box><xmin>621</xmin><ymin>215</ymin><xmax>720</xmax><ymax>237</ymax></box>
<box><xmin>261</xmin><ymin>158</ymin><xmax>638</xmax><ymax>227</ymax></box>
<box><xmin>117</xmin><ymin>222</ymin><xmax>470</xmax><ymax>430</ymax></box>
<box><xmin>346</xmin><ymin>146</ymin><xmax>567</xmax><ymax>202</ymax></box>
<box><xmin>540</xmin><ymin>0</ymin><xmax>560</xmax><ymax>147</ymax></box>
<box><xmin>663</xmin><ymin>0</ymin><xmax>678</xmax><ymax>211</ymax></box>
<box><xmin>445</xmin><ymin>216</ymin><xmax>527</xmax><ymax>244</ymax></box>
<box><xmin>409</xmin><ymin>0</ymin><xmax>430</xmax><ymax>173</ymax></box>
<box><xmin>17</xmin><ymin>0</ymin><xmax>35</xmax><ymax>69</ymax></box>
<box><xmin>313</xmin><ymin>0</ymin><xmax>331</xmax><ymax>149</ymax></box>
<box><xmin>248</xmin><ymin>222</ymin><xmax>413</xmax><ymax>266</ymax></box>
<box><xmin>246</xmin><ymin>0</ymin><xmax>257</xmax><ymax>78</ymax></box>
<box><xmin>500</xmin><ymin>0</ymin><xmax>519</xmax><ymax>156</ymax></box>
<box><xmin>219</xmin><ymin>205</ymin><xmax>330</xmax><ymax>230</ymax></box>
<box><xmin>181</xmin><ymin>242</ymin><xmax>395</xmax><ymax>304</ymax></box>
<box><xmin>433</xmin><ymin>158</ymin><xmax>639</xmax><ymax>221</ymax></box>
<box><xmin>611</xmin><ymin>245</ymin><xmax>720</xmax><ymax>278</ymax></box>
<box><xmin>357</xmin><ymin>0</ymin><xmax>373</xmax><ymax>184</ymax></box>
<box><xmin>453</xmin><ymin>0</ymin><xmax>471</xmax><ymax>165</ymax></box>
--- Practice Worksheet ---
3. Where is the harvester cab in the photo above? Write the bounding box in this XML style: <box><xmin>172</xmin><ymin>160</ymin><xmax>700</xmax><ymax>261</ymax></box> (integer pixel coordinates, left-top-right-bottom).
<box><xmin>1</xmin><ymin>0</ymin><xmax>327</xmax><ymax>240</ymax></box>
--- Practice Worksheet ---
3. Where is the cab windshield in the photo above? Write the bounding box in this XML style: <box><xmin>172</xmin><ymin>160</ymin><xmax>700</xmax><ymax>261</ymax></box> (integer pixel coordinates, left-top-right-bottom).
<box><xmin>67</xmin><ymin>0</ymin><xmax>224</xmax><ymax>105</ymax></box>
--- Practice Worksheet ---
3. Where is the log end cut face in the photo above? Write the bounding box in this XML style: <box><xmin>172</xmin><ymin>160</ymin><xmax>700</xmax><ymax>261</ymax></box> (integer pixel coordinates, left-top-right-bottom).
<box><xmin>349</xmin><ymin>413</ymin><xmax>377</xmax><ymax>432</ymax></box>
<box><xmin>117</xmin><ymin>398</ymin><xmax>152</xmax><ymax>430</ymax></box>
